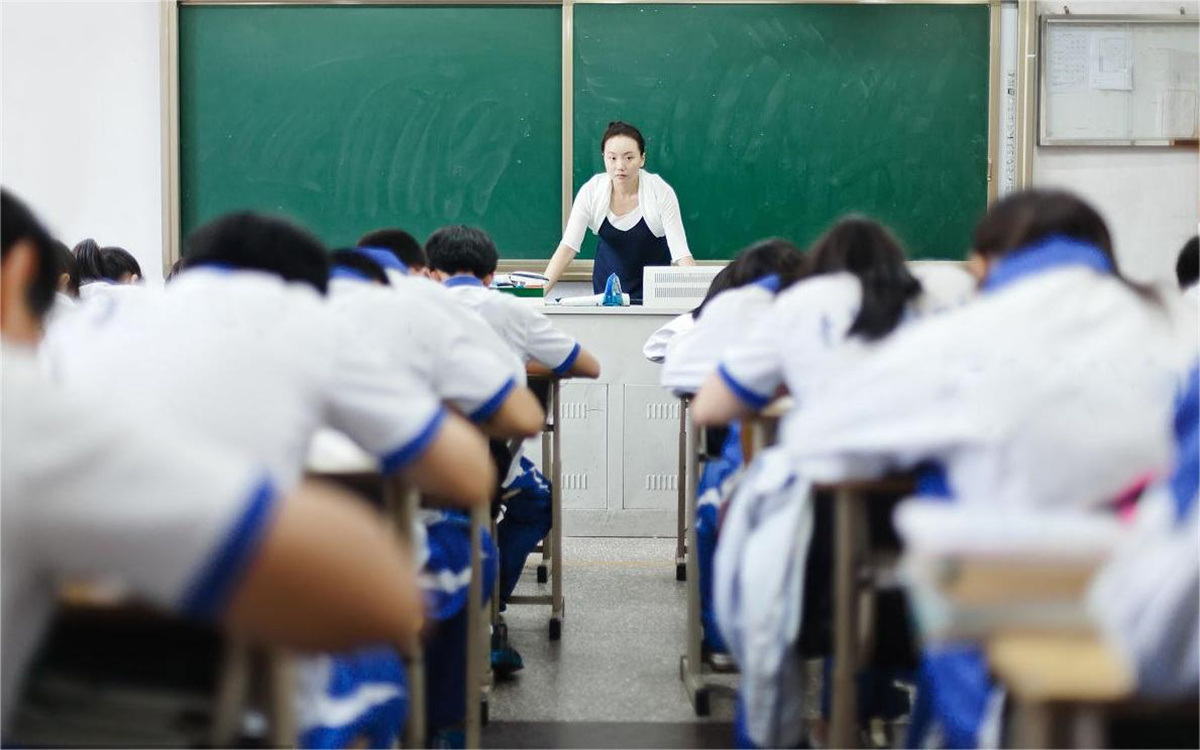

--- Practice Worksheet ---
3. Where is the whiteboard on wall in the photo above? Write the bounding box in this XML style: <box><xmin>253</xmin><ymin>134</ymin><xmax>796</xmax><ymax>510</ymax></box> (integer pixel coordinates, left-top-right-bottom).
<box><xmin>1039</xmin><ymin>15</ymin><xmax>1199</xmax><ymax>146</ymax></box>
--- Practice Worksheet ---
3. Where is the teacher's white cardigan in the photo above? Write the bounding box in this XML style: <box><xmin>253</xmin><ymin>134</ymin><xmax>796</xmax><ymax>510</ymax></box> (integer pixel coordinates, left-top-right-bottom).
<box><xmin>559</xmin><ymin>169</ymin><xmax>693</xmax><ymax>261</ymax></box>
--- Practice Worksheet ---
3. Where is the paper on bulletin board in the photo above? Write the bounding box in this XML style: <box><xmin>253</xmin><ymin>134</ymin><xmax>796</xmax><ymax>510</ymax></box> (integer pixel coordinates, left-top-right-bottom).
<box><xmin>1090</xmin><ymin>30</ymin><xmax>1133</xmax><ymax>91</ymax></box>
<box><xmin>1048</xmin><ymin>28</ymin><xmax>1088</xmax><ymax>92</ymax></box>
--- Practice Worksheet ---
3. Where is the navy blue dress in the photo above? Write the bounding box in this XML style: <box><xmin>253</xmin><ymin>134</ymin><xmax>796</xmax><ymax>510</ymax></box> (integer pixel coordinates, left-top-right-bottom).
<box><xmin>592</xmin><ymin>216</ymin><xmax>673</xmax><ymax>299</ymax></box>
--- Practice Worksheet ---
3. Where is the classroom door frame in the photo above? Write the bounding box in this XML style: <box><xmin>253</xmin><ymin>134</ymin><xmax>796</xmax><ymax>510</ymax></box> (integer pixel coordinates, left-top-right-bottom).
<box><xmin>161</xmin><ymin>0</ymin><xmax>1004</xmax><ymax>279</ymax></box>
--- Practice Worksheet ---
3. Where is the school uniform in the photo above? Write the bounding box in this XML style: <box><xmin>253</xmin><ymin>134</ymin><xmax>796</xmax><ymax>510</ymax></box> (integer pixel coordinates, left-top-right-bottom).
<box><xmin>712</xmin><ymin>272</ymin><xmax>947</xmax><ymax>747</ymax></box>
<box><xmin>778</xmin><ymin>237</ymin><xmax>1192</xmax><ymax>747</ymax></box>
<box><xmin>441</xmin><ymin>275</ymin><xmax>578</xmax><ymax>604</ymax></box>
<box><xmin>326</xmin><ymin>274</ymin><xmax>518</xmax><ymax>424</ymax></box>
<box><xmin>643</xmin><ymin>312</ymin><xmax>694</xmax><ymax>363</ymax></box>
<box><xmin>1</xmin><ymin>344</ymin><xmax>276</xmax><ymax>734</ymax></box>
<box><xmin>42</xmin><ymin>267</ymin><xmax>446</xmax><ymax>748</ymax></box>
<box><xmin>561</xmin><ymin>170</ymin><xmax>692</xmax><ymax>296</ymax></box>
<box><xmin>1088</xmin><ymin>362</ymin><xmax>1199</xmax><ymax>699</ymax></box>
<box><xmin>661</xmin><ymin>275</ymin><xmax>782</xmax><ymax>395</ymax></box>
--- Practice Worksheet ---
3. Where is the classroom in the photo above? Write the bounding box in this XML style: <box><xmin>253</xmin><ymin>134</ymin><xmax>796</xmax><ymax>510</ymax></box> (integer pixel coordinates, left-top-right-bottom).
<box><xmin>1</xmin><ymin>0</ymin><xmax>1197</xmax><ymax>748</ymax></box>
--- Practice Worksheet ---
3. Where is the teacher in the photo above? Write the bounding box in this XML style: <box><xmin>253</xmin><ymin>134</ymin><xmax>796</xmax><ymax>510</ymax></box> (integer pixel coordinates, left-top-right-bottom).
<box><xmin>543</xmin><ymin>121</ymin><xmax>694</xmax><ymax>298</ymax></box>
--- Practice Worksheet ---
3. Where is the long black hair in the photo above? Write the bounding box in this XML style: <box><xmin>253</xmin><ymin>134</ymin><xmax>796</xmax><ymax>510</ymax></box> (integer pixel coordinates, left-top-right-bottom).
<box><xmin>691</xmin><ymin>238</ymin><xmax>809</xmax><ymax>319</ymax></box>
<box><xmin>807</xmin><ymin>215</ymin><xmax>922</xmax><ymax>342</ymax></box>
<box><xmin>73</xmin><ymin>239</ymin><xmax>142</xmax><ymax>283</ymax></box>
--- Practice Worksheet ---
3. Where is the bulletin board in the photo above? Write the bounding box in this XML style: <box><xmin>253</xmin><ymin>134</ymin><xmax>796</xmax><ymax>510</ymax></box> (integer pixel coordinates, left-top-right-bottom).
<box><xmin>1039</xmin><ymin>15</ymin><xmax>1199</xmax><ymax>146</ymax></box>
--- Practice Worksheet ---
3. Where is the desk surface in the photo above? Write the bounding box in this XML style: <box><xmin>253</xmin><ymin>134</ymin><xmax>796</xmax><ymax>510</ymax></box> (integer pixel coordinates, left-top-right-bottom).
<box><xmin>987</xmin><ymin>631</ymin><xmax>1134</xmax><ymax>703</ymax></box>
<box><xmin>540</xmin><ymin>305</ymin><xmax>691</xmax><ymax>316</ymax></box>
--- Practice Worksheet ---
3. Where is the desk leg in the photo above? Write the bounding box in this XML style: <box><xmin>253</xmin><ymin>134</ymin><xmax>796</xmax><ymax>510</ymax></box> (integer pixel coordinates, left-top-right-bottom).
<box><xmin>1013</xmin><ymin>700</ymin><xmax>1055</xmax><ymax>749</ymax></box>
<box><xmin>211</xmin><ymin>640</ymin><xmax>251</xmax><ymax>747</ymax></box>
<box><xmin>679</xmin><ymin>403</ymin><xmax>710</xmax><ymax>716</ymax></box>
<box><xmin>264</xmin><ymin>650</ymin><xmax>295</xmax><ymax>749</ymax></box>
<box><xmin>465</xmin><ymin>503</ymin><xmax>487</xmax><ymax>748</ymax></box>
<box><xmin>539</xmin><ymin>427</ymin><xmax>551</xmax><ymax>584</ymax></box>
<box><xmin>549</xmin><ymin>379</ymin><xmax>564</xmax><ymax>640</ymax></box>
<box><xmin>831</xmin><ymin>489</ymin><xmax>863</xmax><ymax>749</ymax></box>
<box><xmin>676</xmin><ymin>397</ymin><xmax>689</xmax><ymax>582</ymax></box>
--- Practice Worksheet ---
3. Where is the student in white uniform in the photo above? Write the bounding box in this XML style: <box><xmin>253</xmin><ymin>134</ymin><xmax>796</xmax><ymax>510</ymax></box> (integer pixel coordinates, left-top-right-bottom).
<box><xmin>661</xmin><ymin>239</ymin><xmax>808</xmax><ymax>395</ymax></box>
<box><xmin>358</xmin><ymin>227</ymin><xmax>435</xmax><ymax>279</ymax></box>
<box><xmin>1</xmin><ymin>190</ymin><xmax>424</xmax><ymax>741</ymax></box>
<box><xmin>769</xmin><ymin>191</ymin><xmax>1192</xmax><ymax>748</ymax></box>
<box><xmin>426</xmin><ymin>224</ymin><xmax>601</xmax><ymax>674</ymax></box>
<box><xmin>45</xmin><ymin>212</ymin><xmax>494</xmax><ymax>748</ymax></box>
<box><xmin>690</xmin><ymin>218</ymin><xmax>936</xmax><ymax>747</ymax></box>
<box><xmin>72</xmin><ymin>238</ymin><xmax>142</xmax><ymax>301</ymax></box>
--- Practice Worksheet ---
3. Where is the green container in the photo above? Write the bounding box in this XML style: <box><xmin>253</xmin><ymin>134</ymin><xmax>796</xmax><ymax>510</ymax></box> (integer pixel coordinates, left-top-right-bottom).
<box><xmin>495</xmin><ymin>286</ymin><xmax>544</xmax><ymax>298</ymax></box>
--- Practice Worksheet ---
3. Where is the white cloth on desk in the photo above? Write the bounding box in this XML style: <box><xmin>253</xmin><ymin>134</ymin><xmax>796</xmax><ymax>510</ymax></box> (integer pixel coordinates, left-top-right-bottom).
<box><xmin>42</xmin><ymin>268</ymin><xmax>444</xmax><ymax>490</ymax></box>
<box><xmin>328</xmin><ymin>277</ymin><xmax>517</xmax><ymax>423</ymax></box>
<box><xmin>1</xmin><ymin>345</ymin><xmax>273</xmax><ymax>731</ymax></box>
<box><xmin>643</xmin><ymin>312</ymin><xmax>693</xmax><ymax>363</ymax></box>
<box><xmin>713</xmin><ymin>446</ymin><xmax>813</xmax><ymax>749</ymax></box>
<box><xmin>661</xmin><ymin>281</ymin><xmax>779</xmax><ymax>394</ymax></box>
<box><xmin>560</xmin><ymin>170</ymin><xmax>692</xmax><ymax>261</ymax></box>
<box><xmin>786</xmin><ymin>266</ymin><xmax>1191</xmax><ymax>511</ymax></box>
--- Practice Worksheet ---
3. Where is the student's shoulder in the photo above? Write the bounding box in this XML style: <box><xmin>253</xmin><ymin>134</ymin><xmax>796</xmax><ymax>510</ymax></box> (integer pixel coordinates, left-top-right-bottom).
<box><xmin>774</xmin><ymin>273</ymin><xmax>861</xmax><ymax>311</ymax></box>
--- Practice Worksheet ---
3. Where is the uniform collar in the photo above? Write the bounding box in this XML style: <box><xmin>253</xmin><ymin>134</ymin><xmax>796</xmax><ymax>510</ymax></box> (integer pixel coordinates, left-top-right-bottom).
<box><xmin>331</xmin><ymin>266</ymin><xmax>373</xmax><ymax>283</ymax></box>
<box><xmin>982</xmin><ymin>236</ymin><xmax>1114</xmax><ymax>295</ymax></box>
<box><xmin>354</xmin><ymin>247</ymin><xmax>409</xmax><ymax>275</ymax></box>
<box><xmin>753</xmin><ymin>274</ymin><xmax>782</xmax><ymax>292</ymax></box>
<box><xmin>443</xmin><ymin>275</ymin><xmax>486</xmax><ymax>289</ymax></box>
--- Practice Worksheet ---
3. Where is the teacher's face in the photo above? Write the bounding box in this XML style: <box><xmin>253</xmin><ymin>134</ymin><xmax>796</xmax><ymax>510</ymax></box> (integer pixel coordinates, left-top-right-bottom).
<box><xmin>603</xmin><ymin>135</ymin><xmax>645</xmax><ymax>184</ymax></box>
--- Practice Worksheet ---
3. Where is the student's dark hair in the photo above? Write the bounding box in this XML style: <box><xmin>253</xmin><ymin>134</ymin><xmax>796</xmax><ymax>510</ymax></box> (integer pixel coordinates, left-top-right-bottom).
<box><xmin>807</xmin><ymin>215</ymin><xmax>922</xmax><ymax>341</ymax></box>
<box><xmin>72</xmin><ymin>239</ymin><xmax>142</xmax><ymax>283</ymax></box>
<box><xmin>1176</xmin><ymin>236</ymin><xmax>1199</xmax><ymax>290</ymax></box>
<box><xmin>972</xmin><ymin>189</ymin><xmax>1158</xmax><ymax>304</ymax></box>
<box><xmin>166</xmin><ymin>257</ymin><xmax>188</xmax><ymax>282</ymax></box>
<box><xmin>52</xmin><ymin>240</ymin><xmax>80</xmax><ymax>297</ymax></box>
<box><xmin>425</xmin><ymin>225</ymin><xmax>499</xmax><ymax>279</ymax></box>
<box><xmin>358</xmin><ymin>228</ymin><xmax>427</xmax><ymax>269</ymax></box>
<box><xmin>601</xmin><ymin>121</ymin><xmax>646</xmax><ymax>155</ymax></box>
<box><xmin>1</xmin><ymin>188</ymin><xmax>59</xmax><ymax>320</ymax></box>
<box><xmin>184</xmin><ymin>211</ymin><xmax>330</xmax><ymax>294</ymax></box>
<box><xmin>691</xmin><ymin>239</ymin><xmax>808</xmax><ymax>319</ymax></box>
<box><xmin>331</xmin><ymin>249</ymin><xmax>390</xmax><ymax>285</ymax></box>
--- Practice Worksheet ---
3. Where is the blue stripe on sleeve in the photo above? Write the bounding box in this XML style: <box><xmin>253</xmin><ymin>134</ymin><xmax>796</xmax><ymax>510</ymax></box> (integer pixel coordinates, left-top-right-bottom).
<box><xmin>552</xmin><ymin>342</ymin><xmax>582</xmax><ymax>376</ymax></box>
<box><xmin>717</xmin><ymin>364</ymin><xmax>771</xmax><ymax>410</ymax></box>
<box><xmin>180</xmin><ymin>478</ymin><xmax>279</xmax><ymax>620</ymax></box>
<box><xmin>381</xmin><ymin>408</ymin><xmax>448</xmax><ymax>475</ymax></box>
<box><xmin>468</xmin><ymin>377</ymin><xmax>516</xmax><ymax>423</ymax></box>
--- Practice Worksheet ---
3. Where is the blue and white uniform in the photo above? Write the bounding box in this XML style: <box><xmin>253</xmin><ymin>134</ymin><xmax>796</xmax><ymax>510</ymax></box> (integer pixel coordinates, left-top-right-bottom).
<box><xmin>779</xmin><ymin>237</ymin><xmax>1192</xmax><ymax>748</ymax></box>
<box><xmin>1</xmin><ymin>345</ymin><xmax>277</xmax><ymax>735</ymax></box>
<box><xmin>561</xmin><ymin>170</ymin><xmax>693</xmax><ymax>297</ymax></box>
<box><xmin>42</xmin><ymin>267</ymin><xmax>446</xmax><ymax>748</ymax></box>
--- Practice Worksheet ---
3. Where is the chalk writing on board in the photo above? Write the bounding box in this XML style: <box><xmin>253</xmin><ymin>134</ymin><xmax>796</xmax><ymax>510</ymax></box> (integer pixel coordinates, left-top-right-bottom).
<box><xmin>1090</xmin><ymin>30</ymin><xmax>1133</xmax><ymax>91</ymax></box>
<box><xmin>1049</xmin><ymin>28</ymin><xmax>1088</xmax><ymax>93</ymax></box>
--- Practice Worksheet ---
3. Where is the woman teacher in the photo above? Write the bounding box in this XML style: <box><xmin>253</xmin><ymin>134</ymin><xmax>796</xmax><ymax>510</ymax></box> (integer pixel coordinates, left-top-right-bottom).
<box><xmin>543</xmin><ymin>122</ymin><xmax>694</xmax><ymax>298</ymax></box>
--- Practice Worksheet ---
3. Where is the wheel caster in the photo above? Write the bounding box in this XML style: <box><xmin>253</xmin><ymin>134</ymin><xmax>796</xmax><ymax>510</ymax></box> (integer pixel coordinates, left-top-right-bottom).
<box><xmin>694</xmin><ymin>689</ymin><xmax>710</xmax><ymax>717</ymax></box>
<box><xmin>537</xmin><ymin>564</ymin><xmax>548</xmax><ymax>584</ymax></box>
<box><xmin>549</xmin><ymin>617</ymin><xmax>562</xmax><ymax>641</ymax></box>
<box><xmin>676</xmin><ymin>562</ymin><xmax>686</xmax><ymax>582</ymax></box>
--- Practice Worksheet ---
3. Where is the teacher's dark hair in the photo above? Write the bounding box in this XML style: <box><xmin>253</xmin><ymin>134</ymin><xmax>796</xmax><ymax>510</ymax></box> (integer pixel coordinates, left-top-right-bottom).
<box><xmin>973</xmin><ymin>189</ymin><xmax>1158</xmax><ymax>304</ymax></box>
<box><xmin>601</xmin><ymin>121</ymin><xmax>645</xmax><ymax>155</ymax></box>
<box><xmin>808</xmin><ymin>215</ymin><xmax>921</xmax><ymax>342</ymax></box>
<box><xmin>184</xmin><ymin>211</ymin><xmax>330</xmax><ymax>294</ymax></box>
<box><xmin>426</xmin><ymin>225</ymin><xmax>499</xmax><ymax>279</ymax></box>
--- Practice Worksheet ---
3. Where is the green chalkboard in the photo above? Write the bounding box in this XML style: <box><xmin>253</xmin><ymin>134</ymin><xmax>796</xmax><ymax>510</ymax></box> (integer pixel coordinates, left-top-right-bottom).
<box><xmin>573</xmin><ymin>3</ymin><xmax>990</xmax><ymax>261</ymax></box>
<box><xmin>179</xmin><ymin>5</ymin><xmax>562</xmax><ymax>255</ymax></box>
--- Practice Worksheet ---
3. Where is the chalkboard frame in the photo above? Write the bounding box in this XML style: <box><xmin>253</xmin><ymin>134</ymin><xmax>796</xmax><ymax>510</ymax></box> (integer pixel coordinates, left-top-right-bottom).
<box><xmin>164</xmin><ymin>0</ymin><xmax>998</xmax><ymax>276</ymax></box>
<box><xmin>1038</xmin><ymin>14</ymin><xmax>1200</xmax><ymax>147</ymax></box>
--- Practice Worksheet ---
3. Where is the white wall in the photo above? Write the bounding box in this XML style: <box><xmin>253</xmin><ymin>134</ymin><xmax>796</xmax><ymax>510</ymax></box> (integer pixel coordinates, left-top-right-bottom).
<box><xmin>1033</xmin><ymin>1</ymin><xmax>1200</xmax><ymax>284</ymax></box>
<box><xmin>1</xmin><ymin>1</ymin><xmax>163</xmax><ymax>283</ymax></box>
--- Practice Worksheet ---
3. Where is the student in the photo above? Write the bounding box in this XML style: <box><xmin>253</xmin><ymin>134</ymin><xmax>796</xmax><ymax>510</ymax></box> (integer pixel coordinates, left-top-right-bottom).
<box><xmin>73</xmin><ymin>239</ymin><xmax>142</xmax><ymax>300</ymax></box>
<box><xmin>425</xmin><ymin>224</ymin><xmax>601</xmax><ymax>674</ymax></box>
<box><xmin>1</xmin><ymin>189</ymin><xmax>424</xmax><ymax>738</ymax></box>
<box><xmin>51</xmin><ymin>240</ymin><xmax>80</xmax><ymax>300</ymax></box>
<box><xmin>642</xmin><ymin>264</ymin><xmax>736</xmax><ymax>364</ymax></box>
<box><xmin>661</xmin><ymin>239</ymin><xmax>808</xmax><ymax>394</ymax></box>
<box><xmin>770</xmin><ymin>191</ymin><xmax>1192</xmax><ymax>748</ymax></box>
<box><xmin>44</xmin><ymin>212</ymin><xmax>495</xmax><ymax>748</ymax></box>
<box><xmin>358</xmin><ymin>227</ymin><xmax>433</xmax><ymax>278</ymax></box>
<box><xmin>689</xmin><ymin>219</ymin><xmax>938</xmax><ymax>747</ymax></box>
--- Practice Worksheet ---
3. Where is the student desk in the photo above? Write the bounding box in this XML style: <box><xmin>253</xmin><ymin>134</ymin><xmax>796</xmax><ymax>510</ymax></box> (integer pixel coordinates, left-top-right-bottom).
<box><xmin>538</xmin><ymin>305</ymin><xmax>692</xmax><ymax>536</ymax></box>
<box><xmin>814</xmin><ymin>476</ymin><xmax>916</xmax><ymax>750</ymax></box>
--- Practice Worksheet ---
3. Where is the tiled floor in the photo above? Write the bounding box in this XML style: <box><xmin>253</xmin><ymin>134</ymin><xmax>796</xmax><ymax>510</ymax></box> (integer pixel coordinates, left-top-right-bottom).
<box><xmin>483</xmin><ymin>537</ymin><xmax>735</xmax><ymax>748</ymax></box>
